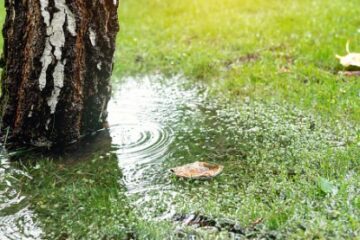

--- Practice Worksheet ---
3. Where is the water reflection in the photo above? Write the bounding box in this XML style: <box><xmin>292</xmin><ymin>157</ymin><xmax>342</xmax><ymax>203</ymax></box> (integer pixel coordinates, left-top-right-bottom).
<box><xmin>0</xmin><ymin>74</ymin><xmax>356</xmax><ymax>238</ymax></box>
<box><xmin>107</xmin><ymin>74</ymin><xmax>356</xmax><ymax>225</ymax></box>
<box><xmin>0</xmin><ymin>152</ymin><xmax>43</xmax><ymax>240</ymax></box>
<box><xmin>108</xmin><ymin>74</ymin><xmax>207</xmax><ymax>219</ymax></box>
<box><xmin>111</xmin><ymin>123</ymin><xmax>173</xmax><ymax>192</ymax></box>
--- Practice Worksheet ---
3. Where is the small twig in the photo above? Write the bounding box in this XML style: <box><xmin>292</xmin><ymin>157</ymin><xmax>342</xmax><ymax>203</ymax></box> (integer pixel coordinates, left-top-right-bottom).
<box><xmin>4</xmin><ymin>127</ymin><xmax>10</xmax><ymax>146</ymax></box>
<box><xmin>250</xmin><ymin>218</ymin><xmax>264</xmax><ymax>227</ymax></box>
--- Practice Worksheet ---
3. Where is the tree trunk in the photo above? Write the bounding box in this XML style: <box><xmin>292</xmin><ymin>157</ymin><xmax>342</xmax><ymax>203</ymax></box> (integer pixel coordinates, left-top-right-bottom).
<box><xmin>0</xmin><ymin>0</ymin><xmax>119</xmax><ymax>148</ymax></box>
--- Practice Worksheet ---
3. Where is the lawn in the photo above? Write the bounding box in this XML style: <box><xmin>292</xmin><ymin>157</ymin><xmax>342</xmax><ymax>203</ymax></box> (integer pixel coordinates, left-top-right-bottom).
<box><xmin>116</xmin><ymin>0</ymin><xmax>360</xmax><ymax>122</ymax></box>
<box><xmin>0</xmin><ymin>0</ymin><xmax>360</xmax><ymax>239</ymax></box>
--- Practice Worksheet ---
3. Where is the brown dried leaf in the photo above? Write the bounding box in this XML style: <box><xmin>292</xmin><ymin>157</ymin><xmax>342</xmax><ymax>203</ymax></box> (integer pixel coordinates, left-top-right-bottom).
<box><xmin>170</xmin><ymin>161</ymin><xmax>224</xmax><ymax>179</ymax></box>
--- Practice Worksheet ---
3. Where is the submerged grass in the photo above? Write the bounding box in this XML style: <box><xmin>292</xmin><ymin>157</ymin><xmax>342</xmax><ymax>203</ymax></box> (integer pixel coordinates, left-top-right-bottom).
<box><xmin>19</xmin><ymin>156</ymin><xmax>137</xmax><ymax>239</ymax></box>
<box><xmin>0</xmin><ymin>0</ymin><xmax>360</xmax><ymax>239</ymax></box>
<box><xmin>5</xmin><ymin>152</ymin><xmax>173</xmax><ymax>239</ymax></box>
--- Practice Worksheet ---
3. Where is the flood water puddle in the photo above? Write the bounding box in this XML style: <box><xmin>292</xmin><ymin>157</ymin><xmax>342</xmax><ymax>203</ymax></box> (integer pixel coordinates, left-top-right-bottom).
<box><xmin>0</xmin><ymin>154</ymin><xmax>43</xmax><ymax>239</ymax></box>
<box><xmin>0</xmin><ymin>74</ymin><xmax>357</xmax><ymax>239</ymax></box>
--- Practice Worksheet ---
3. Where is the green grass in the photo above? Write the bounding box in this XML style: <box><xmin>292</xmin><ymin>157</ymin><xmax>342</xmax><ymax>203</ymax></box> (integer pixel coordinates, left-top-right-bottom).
<box><xmin>167</xmin><ymin>101</ymin><xmax>360</xmax><ymax>239</ymax></box>
<box><xmin>6</xmin><ymin>152</ymin><xmax>172</xmax><ymax>239</ymax></box>
<box><xmin>20</xmin><ymin>155</ymin><xmax>137</xmax><ymax>239</ymax></box>
<box><xmin>116</xmin><ymin>0</ymin><xmax>360</xmax><ymax>122</ymax></box>
<box><xmin>1</xmin><ymin>0</ymin><xmax>360</xmax><ymax>239</ymax></box>
<box><xmin>4</xmin><ymin>100</ymin><xmax>360</xmax><ymax>239</ymax></box>
<box><xmin>0</xmin><ymin>5</ymin><xmax>3</xmax><ymax>49</ymax></box>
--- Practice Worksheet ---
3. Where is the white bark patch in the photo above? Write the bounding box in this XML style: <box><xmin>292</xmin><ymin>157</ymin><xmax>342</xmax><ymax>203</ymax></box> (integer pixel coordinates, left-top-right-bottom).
<box><xmin>89</xmin><ymin>28</ymin><xmax>97</xmax><ymax>46</ymax></box>
<box><xmin>45</xmin><ymin>119</ymin><xmax>51</xmax><ymax>130</ymax></box>
<box><xmin>97</xmin><ymin>62</ymin><xmax>102</xmax><ymax>70</ymax></box>
<box><xmin>40</xmin><ymin>0</ymin><xmax>50</xmax><ymax>26</ymax></box>
<box><xmin>62</xmin><ymin>4</ymin><xmax>77</xmax><ymax>36</ymax></box>
<box><xmin>49</xmin><ymin>10</ymin><xmax>66</xmax><ymax>60</ymax></box>
<box><xmin>38</xmin><ymin>41</ymin><xmax>53</xmax><ymax>91</ymax></box>
<box><xmin>38</xmin><ymin>0</ymin><xmax>77</xmax><ymax>114</ymax></box>
<box><xmin>28</xmin><ymin>105</ymin><xmax>34</xmax><ymax>118</ymax></box>
<box><xmin>98</xmin><ymin>100</ymin><xmax>107</xmax><ymax>122</ymax></box>
<box><xmin>113</xmin><ymin>0</ymin><xmax>117</xmax><ymax>5</ymax></box>
<box><xmin>47</xmin><ymin>61</ymin><xmax>65</xmax><ymax>114</ymax></box>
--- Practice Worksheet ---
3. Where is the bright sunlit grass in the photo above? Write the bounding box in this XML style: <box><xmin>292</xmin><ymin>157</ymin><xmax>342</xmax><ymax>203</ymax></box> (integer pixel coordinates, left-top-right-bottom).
<box><xmin>117</xmin><ymin>0</ymin><xmax>360</xmax><ymax>121</ymax></box>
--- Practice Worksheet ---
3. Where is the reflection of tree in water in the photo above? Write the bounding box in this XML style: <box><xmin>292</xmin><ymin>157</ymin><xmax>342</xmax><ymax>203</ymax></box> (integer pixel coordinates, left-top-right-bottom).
<box><xmin>0</xmin><ymin>131</ymin><xmax>137</xmax><ymax>239</ymax></box>
<box><xmin>0</xmin><ymin>149</ymin><xmax>43</xmax><ymax>239</ymax></box>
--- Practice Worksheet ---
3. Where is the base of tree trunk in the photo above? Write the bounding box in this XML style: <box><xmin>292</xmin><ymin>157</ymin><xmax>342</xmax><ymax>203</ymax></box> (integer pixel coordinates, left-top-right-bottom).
<box><xmin>0</xmin><ymin>0</ymin><xmax>119</xmax><ymax>148</ymax></box>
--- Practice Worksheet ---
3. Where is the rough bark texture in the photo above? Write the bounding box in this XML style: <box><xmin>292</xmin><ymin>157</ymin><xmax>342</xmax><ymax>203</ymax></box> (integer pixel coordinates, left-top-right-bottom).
<box><xmin>0</xmin><ymin>0</ymin><xmax>119</xmax><ymax>147</ymax></box>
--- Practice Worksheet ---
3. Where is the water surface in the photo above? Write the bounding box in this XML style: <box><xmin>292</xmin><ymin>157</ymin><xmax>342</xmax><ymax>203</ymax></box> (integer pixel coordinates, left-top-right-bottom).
<box><xmin>0</xmin><ymin>74</ymin><xmax>357</xmax><ymax>239</ymax></box>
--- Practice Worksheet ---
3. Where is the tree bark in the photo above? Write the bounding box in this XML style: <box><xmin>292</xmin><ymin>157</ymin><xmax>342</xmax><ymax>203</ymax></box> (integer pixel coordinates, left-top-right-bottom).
<box><xmin>0</xmin><ymin>0</ymin><xmax>119</xmax><ymax>148</ymax></box>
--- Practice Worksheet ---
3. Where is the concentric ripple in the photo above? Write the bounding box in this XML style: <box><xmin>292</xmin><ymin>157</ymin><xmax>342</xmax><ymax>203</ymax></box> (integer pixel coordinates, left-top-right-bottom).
<box><xmin>111</xmin><ymin>123</ymin><xmax>173</xmax><ymax>161</ymax></box>
<box><xmin>109</xmin><ymin>122</ymin><xmax>173</xmax><ymax>192</ymax></box>
<box><xmin>107</xmin><ymin>75</ymin><xmax>183</xmax><ymax>194</ymax></box>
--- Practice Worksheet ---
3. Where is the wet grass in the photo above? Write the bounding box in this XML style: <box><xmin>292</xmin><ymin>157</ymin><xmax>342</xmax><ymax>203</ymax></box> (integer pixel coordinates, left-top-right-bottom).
<box><xmin>3</xmin><ymin>153</ymin><xmax>172</xmax><ymax>239</ymax></box>
<box><xmin>0</xmin><ymin>0</ymin><xmax>360</xmax><ymax>239</ymax></box>
<box><xmin>162</xmin><ymin>100</ymin><xmax>360</xmax><ymax>239</ymax></box>
<box><xmin>3</xmin><ymin>98</ymin><xmax>360</xmax><ymax>239</ymax></box>
<box><xmin>19</xmin><ymin>156</ymin><xmax>137</xmax><ymax>239</ymax></box>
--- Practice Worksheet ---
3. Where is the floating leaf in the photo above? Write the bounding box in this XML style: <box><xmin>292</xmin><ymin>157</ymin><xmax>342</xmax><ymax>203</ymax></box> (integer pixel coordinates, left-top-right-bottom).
<box><xmin>336</xmin><ymin>41</ymin><xmax>360</xmax><ymax>68</ymax></box>
<box><xmin>317</xmin><ymin>177</ymin><xmax>337</xmax><ymax>195</ymax></box>
<box><xmin>170</xmin><ymin>161</ymin><xmax>223</xmax><ymax>179</ymax></box>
